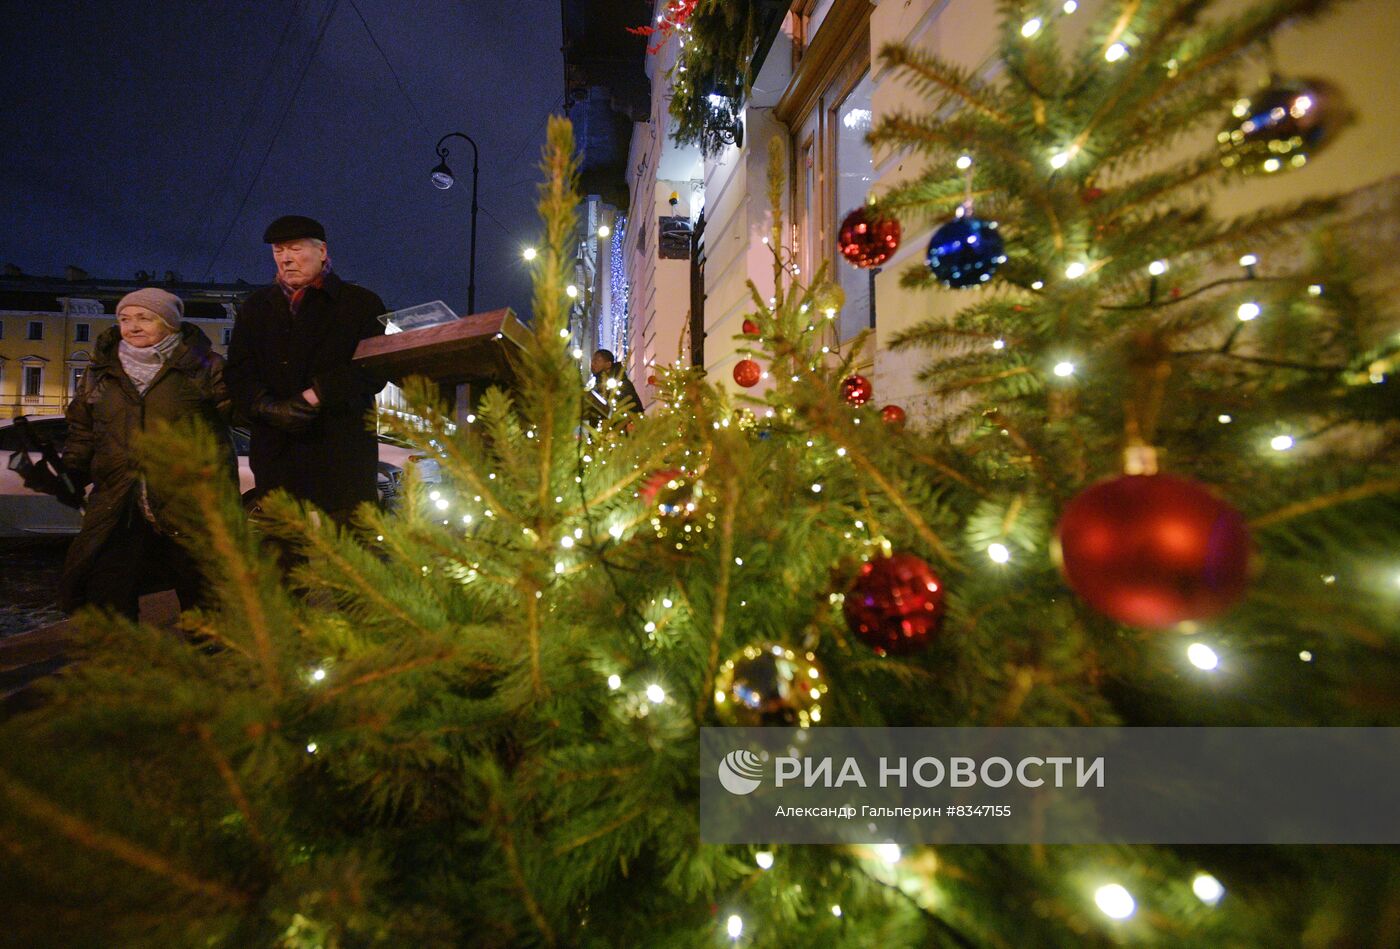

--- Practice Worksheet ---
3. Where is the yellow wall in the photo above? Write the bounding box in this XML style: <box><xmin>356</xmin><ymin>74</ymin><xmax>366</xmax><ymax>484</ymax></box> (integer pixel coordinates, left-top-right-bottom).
<box><xmin>0</xmin><ymin>311</ymin><xmax>231</xmax><ymax>419</ymax></box>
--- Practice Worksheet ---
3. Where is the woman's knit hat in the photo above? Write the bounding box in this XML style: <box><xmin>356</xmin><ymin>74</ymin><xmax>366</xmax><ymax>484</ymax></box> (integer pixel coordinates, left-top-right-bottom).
<box><xmin>115</xmin><ymin>287</ymin><xmax>184</xmax><ymax>328</ymax></box>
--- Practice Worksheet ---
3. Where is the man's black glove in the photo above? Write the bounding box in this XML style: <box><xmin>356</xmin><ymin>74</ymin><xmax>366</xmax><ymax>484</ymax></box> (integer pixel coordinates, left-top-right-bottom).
<box><xmin>251</xmin><ymin>392</ymin><xmax>320</xmax><ymax>434</ymax></box>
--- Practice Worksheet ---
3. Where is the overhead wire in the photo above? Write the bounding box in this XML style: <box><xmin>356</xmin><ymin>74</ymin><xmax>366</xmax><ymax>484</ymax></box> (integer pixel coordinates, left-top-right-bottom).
<box><xmin>202</xmin><ymin>0</ymin><xmax>343</xmax><ymax>279</ymax></box>
<box><xmin>345</xmin><ymin>0</ymin><xmax>426</xmax><ymax>129</ymax></box>
<box><xmin>175</xmin><ymin>0</ymin><xmax>305</xmax><ymax>273</ymax></box>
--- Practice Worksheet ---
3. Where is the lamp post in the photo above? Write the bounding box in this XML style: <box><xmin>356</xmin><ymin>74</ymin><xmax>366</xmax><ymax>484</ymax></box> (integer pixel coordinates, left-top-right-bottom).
<box><xmin>429</xmin><ymin>132</ymin><xmax>481</xmax><ymax>315</ymax></box>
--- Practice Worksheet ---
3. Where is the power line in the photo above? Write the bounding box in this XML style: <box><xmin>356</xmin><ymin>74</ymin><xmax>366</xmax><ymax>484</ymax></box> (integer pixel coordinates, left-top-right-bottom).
<box><xmin>176</xmin><ymin>0</ymin><xmax>305</xmax><ymax>272</ymax></box>
<box><xmin>345</xmin><ymin>0</ymin><xmax>425</xmax><ymax>129</ymax></box>
<box><xmin>202</xmin><ymin>0</ymin><xmax>342</xmax><ymax>279</ymax></box>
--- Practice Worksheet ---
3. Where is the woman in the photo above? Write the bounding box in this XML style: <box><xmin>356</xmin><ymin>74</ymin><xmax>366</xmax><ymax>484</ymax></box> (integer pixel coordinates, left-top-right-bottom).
<box><xmin>59</xmin><ymin>287</ymin><xmax>235</xmax><ymax>619</ymax></box>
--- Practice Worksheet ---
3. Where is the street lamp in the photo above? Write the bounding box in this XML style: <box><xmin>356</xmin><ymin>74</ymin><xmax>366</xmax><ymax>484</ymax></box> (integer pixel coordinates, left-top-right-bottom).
<box><xmin>429</xmin><ymin>132</ymin><xmax>481</xmax><ymax>315</ymax></box>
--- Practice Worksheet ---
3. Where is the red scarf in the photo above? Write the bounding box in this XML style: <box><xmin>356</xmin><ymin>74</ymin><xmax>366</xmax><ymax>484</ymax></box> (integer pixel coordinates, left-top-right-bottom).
<box><xmin>278</xmin><ymin>264</ymin><xmax>329</xmax><ymax>315</ymax></box>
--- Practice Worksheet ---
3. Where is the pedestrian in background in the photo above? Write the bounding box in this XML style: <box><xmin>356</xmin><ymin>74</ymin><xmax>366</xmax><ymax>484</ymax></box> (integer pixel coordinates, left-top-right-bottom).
<box><xmin>225</xmin><ymin>215</ymin><xmax>387</xmax><ymax>519</ymax></box>
<box><xmin>59</xmin><ymin>288</ymin><xmax>234</xmax><ymax>619</ymax></box>
<box><xmin>589</xmin><ymin>348</ymin><xmax>644</xmax><ymax>417</ymax></box>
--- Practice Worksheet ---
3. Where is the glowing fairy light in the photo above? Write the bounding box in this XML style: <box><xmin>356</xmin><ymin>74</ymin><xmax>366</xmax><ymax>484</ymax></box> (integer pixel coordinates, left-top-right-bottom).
<box><xmin>1095</xmin><ymin>883</ymin><xmax>1135</xmax><ymax>919</ymax></box>
<box><xmin>1187</xmin><ymin>643</ymin><xmax>1219</xmax><ymax>671</ymax></box>
<box><xmin>1193</xmin><ymin>873</ymin><xmax>1225</xmax><ymax>905</ymax></box>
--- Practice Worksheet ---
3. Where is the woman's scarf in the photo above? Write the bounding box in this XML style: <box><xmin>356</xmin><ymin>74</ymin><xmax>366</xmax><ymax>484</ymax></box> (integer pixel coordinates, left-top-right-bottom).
<box><xmin>118</xmin><ymin>331</ymin><xmax>183</xmax><ymax>394</ymax></box>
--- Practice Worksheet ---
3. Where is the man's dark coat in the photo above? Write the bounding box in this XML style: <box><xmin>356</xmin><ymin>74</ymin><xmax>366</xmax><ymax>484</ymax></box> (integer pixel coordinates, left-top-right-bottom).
<box><xmin>225</xmin><ymin>271</ymin><xmax>387</xmax><ymax>513</ymax></box>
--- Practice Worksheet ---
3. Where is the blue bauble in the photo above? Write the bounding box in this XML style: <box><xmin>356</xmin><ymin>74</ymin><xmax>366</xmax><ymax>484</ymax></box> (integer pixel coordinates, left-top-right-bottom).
<box><xmin>925</xmin><ymin>216</ymin><xmax>1006</xmax><ymax>288</ymax></box>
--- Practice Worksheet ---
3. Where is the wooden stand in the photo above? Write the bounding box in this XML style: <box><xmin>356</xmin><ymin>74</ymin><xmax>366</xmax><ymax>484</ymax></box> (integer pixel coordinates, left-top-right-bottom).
<box><xmin>353</xmin><ymin>307</ymin><xmax>530</xmax><ymax>421</ymax></box>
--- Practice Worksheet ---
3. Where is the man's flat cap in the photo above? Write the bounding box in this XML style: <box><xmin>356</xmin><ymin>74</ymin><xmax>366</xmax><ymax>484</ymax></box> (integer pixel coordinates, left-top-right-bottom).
<box><xmin>263</xmin><ymin>215</ymin><xmax>326</xmax><ymax>243</ymax></box>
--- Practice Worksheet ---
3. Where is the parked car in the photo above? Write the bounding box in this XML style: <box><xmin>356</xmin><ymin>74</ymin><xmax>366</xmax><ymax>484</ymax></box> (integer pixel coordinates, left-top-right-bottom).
<box><xmin>0</xmin><ymin>415</ymin><xmax>409</xmax><ymax>538</ymax></box>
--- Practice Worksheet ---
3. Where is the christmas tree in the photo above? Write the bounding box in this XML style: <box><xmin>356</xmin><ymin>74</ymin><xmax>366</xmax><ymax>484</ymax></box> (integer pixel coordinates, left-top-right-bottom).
<box><xmin>3</xmin><ymin>1</ymin><xmax>1400</xmax><ymax>944</ymax></box>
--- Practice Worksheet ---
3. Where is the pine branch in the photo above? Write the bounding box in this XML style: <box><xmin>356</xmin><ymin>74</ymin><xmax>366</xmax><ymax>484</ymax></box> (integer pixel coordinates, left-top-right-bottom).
<box><xmin>878</xmin><ymin>43</ymin><xmax>1011</xmax><ymax>124</ymax></box>
<box><xmin>0</xmin><ymin>770</ymin><xmax>251</xmax><ymax>908</ymax></box>
<box><xmin>1251</xmin><ymin>478</ymin><xmax>1400</xmax><ymax>529</ymax></box>
<box><xmin>194</xmin><ymin>723</ymin><xmax>271</xmax><ymax>862</ymax></box>
<box><xmin>694</xmin><ymin>472</ymin><xmax>740</xmax><ymax>725</ymax></box>
<box><xmin>189</xmin><ymin>474</ymin><xmax>283</xmax><ymax>696</ymax></box>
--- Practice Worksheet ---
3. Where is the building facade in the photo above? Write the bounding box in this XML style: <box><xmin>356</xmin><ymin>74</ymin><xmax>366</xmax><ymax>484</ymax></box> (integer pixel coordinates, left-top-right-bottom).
<box><xmin>0</xmin><ymin>268</ymin><xmax>245</xmax><ymax>419</ymax></box>
<box><xmin>625</xmin><ymin>0</ymin><xmax>1400</xmax><ymax>416</ymax></box>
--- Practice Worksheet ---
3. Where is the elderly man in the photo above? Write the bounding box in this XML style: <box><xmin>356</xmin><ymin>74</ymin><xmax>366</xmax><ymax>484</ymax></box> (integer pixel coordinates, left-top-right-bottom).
<box><xmin>225</xmin><ymin>215</ymin><xmax>387</xmax><ymax>517</ymax></box>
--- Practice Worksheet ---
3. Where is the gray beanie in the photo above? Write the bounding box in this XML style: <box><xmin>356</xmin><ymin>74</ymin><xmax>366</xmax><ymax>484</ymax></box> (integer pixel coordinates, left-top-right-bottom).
<box><xmin>116</xmin><ymin>287</ymin><xmax>183</xmax><ymax>328</ymax></box>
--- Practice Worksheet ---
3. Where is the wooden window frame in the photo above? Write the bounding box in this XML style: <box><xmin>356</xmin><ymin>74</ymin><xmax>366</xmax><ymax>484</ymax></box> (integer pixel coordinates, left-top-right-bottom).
<box><xmin>776</xmin><ymin>0</ymin><xmax>871</xmax><ymax>340</ymax></box>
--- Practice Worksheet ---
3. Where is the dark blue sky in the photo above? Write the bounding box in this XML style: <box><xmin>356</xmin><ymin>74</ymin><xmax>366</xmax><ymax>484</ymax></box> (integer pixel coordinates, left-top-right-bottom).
<box><xmin>0</xmin><ymin>0</ymin><xmax>564</xmax><ymax>314</ymax></box>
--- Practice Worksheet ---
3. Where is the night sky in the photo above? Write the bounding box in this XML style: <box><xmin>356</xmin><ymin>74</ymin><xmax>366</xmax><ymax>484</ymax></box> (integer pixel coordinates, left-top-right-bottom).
<box><xmin>0</xmin><ymin>0</ymin><xmax>565</xmax><ymax>315</ymax></box>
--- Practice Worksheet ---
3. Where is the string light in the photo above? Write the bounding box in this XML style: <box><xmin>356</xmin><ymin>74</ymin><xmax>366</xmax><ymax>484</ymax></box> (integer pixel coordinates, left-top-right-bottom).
<box><xmin>1270</xmin><ymin>434</ymin><xmax>1295</xmax><ymax>452</ymax></box>
<box><xmin>566</xmin><ymin>285</ymin><xmax>579</xmax><ymax>298</ymax></box>
<box><xmin>1095</xmin><ymin>883</ymin><xmax>1136</xmax><ymax>919</ymax></box>
<box><xmin>1299</xmin><ymin>650</ymin><xmax>1313</xmax><ymax>662</ymax></box>
<box><xmin>1050</xmin><ymin>150</ymin><xmax>1073</xmax><ymax>169</ymax></box>
<box><xmin>755</xmin><ymin>851</ymin><xmax>774</xmax><ymax>870</ymax></box>
<box><xmin>1148</xmin><ymin>260</ymin><xmax>1168</xmax><ymax>276</ymax></box>
<box><xmin>831</xmin><ymin>904</ymin><xmax>843</xmax><ymax>917</ymax></box>
<box><xmin>1031</xmin><ymin>280</ymin><xmax>1044</xmax><ymax>290</ymax></box>
<box><xmin>1187</xmin><ymin>642</ymin><xmax>1219</xmax><ymax>671</ymax></box>
<box><xmin>1021</xmin><ymin>17</ymin><xmax>1042</xmax><ymax>37</ymax></box>
<box><xmin>726</xmin><ymin>915</ymin><xmax>743</xmax><ymax>940</ymax></box>
<box><xmin>993</xmin><ymin>338</ymin><xmax>1006</xmax><ymax>350</ymax></box>
<box><xmin>1237</xmin><ymin>302</ymin><xmax>1260</xmax><ymax>321</ymax></box>
<box><xmin>597</xmin><ymin>224</ymin><xmax>611</xmax><ymax>238</ymax></box>
<box><xmin>1239</xmin><ymin>254</ymin><xmax>1258</xmax><ymax>268</ymax></box>
<box><xmin>1062</xmin><ymin>0</ymin><xmax>1078</xmax><ymax>11</ymax></box>
<box><xmin>522</xmin><ymin>247</ymin><xmax>537</xmax><ymax>261</ymax></box>
<box><xmin>1105</xmin><ymin>42</ymin><xmax>1129</xmax><ymax>62</ymax></box>
<box><xmin>875</xmin><ymin>843</ymin><xmax>901</xmax><ymax>864</ymax></box>
<box><xmin>607</xmin><ymin>674</ymin><xmax>622</xmax><ymax>690</ymax></box>
<box><xmin>1218</xmin><ymin>414</ymin><xmax>1232</xmax><ymax>423</ymax></box>
<box><xmin>956</xmin><ymin>154</ymin><xmax>973</xmax><ymax>170</ymax></box>
<box><xmin>306</xmin><ymin>742</ymin><xmax>319</xmax><ymax>754</ymax></box>
<box><xmin>646</xmin><ymin>684</ymin><xmax>666</xmax><ymax>703</ymax></box>
<box><xmin>1064</xmin><ymin>262</ymin><xmax>1087</xmax><ymax>279</ymax></box>
<box><xmin>310</xmin><ymin>667</ymin><xmax>326</xmax><ymax>682</ymax></box>
<box><xmin>434</xmin><ymin>498</ymin><xmax>449</xmax><ymax>511</ymax></box>
<box><xmin>1308</xmin><ymin>284</ymin><xmax>1322</xmax><ymax>296</ymax></box>
<box><xmin>1053</xmin><ymin>361</ymin><xmax>1076</xmax><ymax>377</ymax></box>
<box><xmin>1193</xmin><ymin>872</ymin><xmax>1225</xmax><ymax>905</ymax></box>
<box><xmin>988</xmin><ymin>543</ymin><xmax>1011</xmax><ymax>564</ymax></box>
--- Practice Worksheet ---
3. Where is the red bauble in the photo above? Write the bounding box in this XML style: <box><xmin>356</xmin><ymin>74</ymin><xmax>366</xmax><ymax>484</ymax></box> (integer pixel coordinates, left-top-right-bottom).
<box><xmin>641</xmin><ymin>468</ymin><xmax>684</xmax><ymax>506</ymax></box>
<box><xmin>1081</xmin><ymin>186</ymin><xmax>1106</xmax><ymax>204</ymax></box>
<box><xmin>1055</xmin><ymin>472</ymin><xmax>1251</xmax><ymax>629</ymax></box>
<box><xmin>742</xmin><ymin>319</ymin><xmax>759</xmax><ymax>335</ymax></box>
<box><xmin>881</xmin><ymin>404</ymin><xmax>907</xmax><ymax>428</ymax></box>
<box><xmin>838</xmin><ymin>207</ymin><xmax>901</xmax><ymax>268</ymax></box>
<box><xmin>843</xmin><ymin>553</ymin><xmax>946</xmax><ymax>656</ymax></box>
<box><xmin>733</xmin><ymin>359</ymin><xmax>762</xmax><ymax>388</ymax></box>
<box><xmin>647</xmin><ymin>374</ymin><xmax>657</xmax><ymax>386</ymax></box>
<box><xmin>840</xmin><ymin>374</ymin><xmax>873</xmax><ymax>406</ymax></box>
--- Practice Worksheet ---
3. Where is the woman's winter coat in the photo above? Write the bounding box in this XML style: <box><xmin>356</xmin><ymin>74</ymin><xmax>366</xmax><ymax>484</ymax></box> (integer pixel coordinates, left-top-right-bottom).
<box><xmin>59</xmin><ymin>323</ymin><xmax>234</xmax><ymax>610</ymax></box>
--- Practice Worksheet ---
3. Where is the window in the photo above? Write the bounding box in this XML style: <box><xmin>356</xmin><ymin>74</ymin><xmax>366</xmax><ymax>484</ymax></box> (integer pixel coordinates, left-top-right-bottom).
<box><xmin>71</xmin><ymin>367</ymin><xmax>86</xmax><ymax>392</ymax></box>
<box><xmin>27</xmin><ymin>321</ymin><xmax>43</xmax><ymax>341</ymax></box>
<box><xmin>23</xmin><ymin>365</ymin><xmax>42</xmax><ymax>396</ymax></box>
<box><xmin>222</xmin><ymin>327</ymin><xmax>232</xmax><ymax>345</ymax></box>
<box><xmin>778</xmin><ymin>2</ymin><xmax>872</xmax><ymax>343</ymax></box>
<box><xmin>833</xmin><ymin>70</ymin><xmax>876</xmax><ymax>340</ymax></box>
<box><xmin>74</xmin><ymin>322</ymin><xmax>90</xmax><ymax>342</ymax></box>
